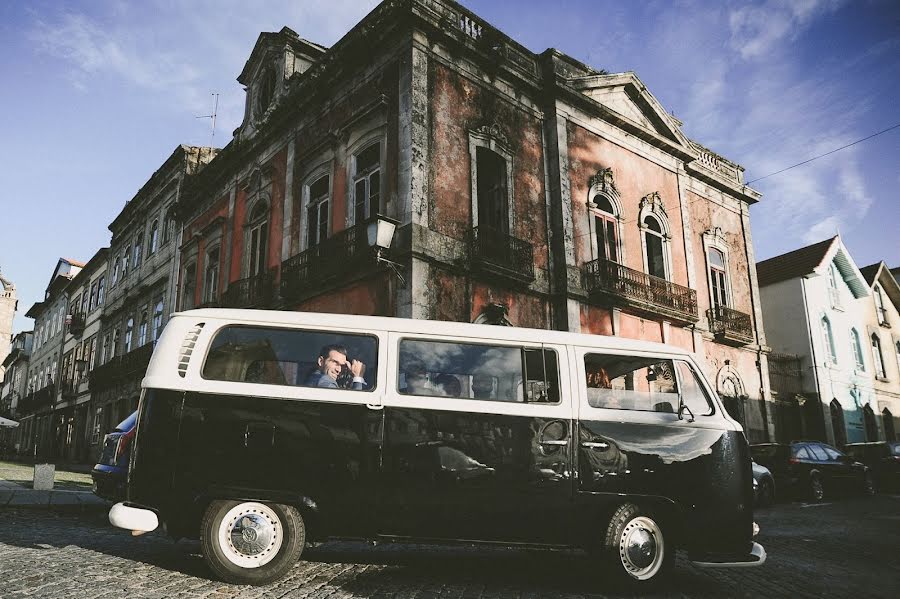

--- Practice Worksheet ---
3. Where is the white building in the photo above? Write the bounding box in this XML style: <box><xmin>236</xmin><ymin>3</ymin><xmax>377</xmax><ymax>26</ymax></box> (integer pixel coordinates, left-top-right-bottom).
<box><xmin>757</xmin><ymin>236</ymin><xmax>877</xmax><ymax>446</ymax></box>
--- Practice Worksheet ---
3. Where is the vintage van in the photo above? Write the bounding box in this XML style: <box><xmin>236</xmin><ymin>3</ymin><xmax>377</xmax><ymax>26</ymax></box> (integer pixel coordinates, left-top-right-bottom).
<box><xmin>109</xmin><ymin>309</ymin><xmax>765</xmax><ymax>586</ymax></box>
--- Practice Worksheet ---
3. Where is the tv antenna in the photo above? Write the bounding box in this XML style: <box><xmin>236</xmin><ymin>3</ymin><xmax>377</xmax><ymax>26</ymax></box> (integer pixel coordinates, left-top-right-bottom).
<box><xmin>196</xmin><ymin>92</ymin><xmax>219</xmax><ymax>144</ymax></box>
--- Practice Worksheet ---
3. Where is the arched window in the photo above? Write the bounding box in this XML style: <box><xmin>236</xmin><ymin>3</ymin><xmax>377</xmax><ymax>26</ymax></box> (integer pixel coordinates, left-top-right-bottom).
<box><xmin>850</xmin><ymin>328</ymin><xmax>865</xmax><ymax>371</ymax></box>
<box><xmin>352</xmin><ymin>143</ymin><xmax>381</xmax><ymax>226</ymax></box>
<box><xmin>883</xmin><ymin>408</ymin><xmax>896</xmax><ymax>442</ymax></box>
<box><xmin>874</xmin><ymin>285</ymin><xmax>888</xmax><ymax>325</ymax></box>
<box><xmin>132</xmin><ymin>238</ymin><xmax>142</xmax><ymax>269</ymax></box>
<box><xmin>827</xmin><ymin>263</ymin><xmax>841</xmax><ymax>308</ymax></box>
<box><xmin>151</xmin><ymin>298</ymin><xmax>164</xmax><ymax>342</ymax></box>
<box><xmin>246</xmin><ymin>201</ymin><xmax>269</xmax><ymax>277</ymax></box>
<box><xmin>112</xmin><ymin>258</ymin><xmax>120</xmax><ymax>286</ymax></box>
<box><xmin>863</xmin><ymin>404</ymin><xmax>878</xmax><ymax>442</ymax></box>
<box><xmin>871</xmin><ymin>333</ymin><xmax>886</xmax><ymax>378</ymax></box>
<box><xmin>821</xmin><ymin>316</ymin><xmax>836</xmax><ymax>363</ymax></box>
<box><xmin>148</xmin><ymin>220</ymin><xmax>160</xmax><ymax>255</ymax></box>
<box><xmin>138</xmin><ymin>311</ymin><xmax>148</xmax><ymax>347</ymax></box>
<box><xmin>306</xmin><ymin>175</ymin><xmax>330</xmax><ymax>248</ymax></box>
<box><xmin>830</xmin><ymin>399</ymin><xmax>846</xmax><ymax>447</ymax></box>
<box><xmin>590</xmin><ymin>194</ymin><xmax>619</xmax><ymax>262</ymax></box>
<box><xmin>475</xmin><ymin>147</ymin><xmax>508</xmax><ymax>233</ymax></box>
<box><xmin>642</xmin><ymin>215</ymin><xmax>666</xmax><ymax>279</ymax></box>
<box><xmin>124</xmin><ymin>318</ymin><xmax>134</xmax><ymax>354</ymax></box>
<box><xmin>709</xmin><ymin>248</ymin><xmax>728</xmax><ymax>309</ymax></box>
<box><xmin>255</xmin><ymin>66</ymin><xmax>277</xmax><ymax>118</ymax></box>
<box><xmin>182</xmin><ymin>261</ymin><xmax>197</xmax><ymax>311</ymax></box>
<box><xmin>203</xmin><ymin>246</ymin><xmax>220</xmax><ymax>303</ymax></box>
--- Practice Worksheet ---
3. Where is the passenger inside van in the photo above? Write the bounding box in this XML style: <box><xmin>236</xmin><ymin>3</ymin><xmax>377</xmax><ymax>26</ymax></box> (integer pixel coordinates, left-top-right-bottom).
<box><xmin>305</xmin><ymin>344</ymin><xmax>367</xmax><ymax>390</ymax></box>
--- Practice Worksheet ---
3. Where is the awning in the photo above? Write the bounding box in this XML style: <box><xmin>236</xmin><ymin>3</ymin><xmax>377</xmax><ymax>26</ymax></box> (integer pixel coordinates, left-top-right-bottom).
<box><xmin>0</xmin><ymin>416</ymin><xmax>20</xmax><ymax>428</ymax></box>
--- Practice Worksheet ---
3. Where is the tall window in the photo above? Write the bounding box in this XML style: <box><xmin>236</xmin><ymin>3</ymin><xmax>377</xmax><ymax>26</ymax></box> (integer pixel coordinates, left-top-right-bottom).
<box><xmin>709</xmin><ymin>248</ymin><xmax>728</xmax><ymax>309</ymax></box>
<box><xmin>79</xmin><ymin>291</ymin><xmax>88</xmax><ymax>315</ymax></box>
<box><xmin>203</xmin><ymin>247</ymin><xmax>220</xmax><ymax>303</ymax></box>
<box><xmin>148</xmin><ymin>220</ymin><xmax>160</xmax><ymax>255</ymax></box>
<box><xmin>306</xmin><ymin>175</ymin><xmax>330</xmax><ymax>248</ymax></box>
<box><xmin>850</xmin><ymin>328</ymin><xmax>865</xmax><ymax>371</ymax></box>
<box><xmin>828</xmin><ymin>263</ymin><xmax>841</xmax><ymax>308</ymax></box>
<box><xmin>353</xmin><ymin>143</ymin><xmax>381</xmax><ymax>225</ymax></box>
<box><xmin>122</xmin><ymin>248</ymin><xmax>129</xmax><ymax>278</ymax></box>
<box><xmin>112</xmin><ymin>328</ymin><xmax>120</xmax><ymax>357</ymax></box>
<box><xmin>182</xmin><ymin>261</ymin><xmax>197</xmax><ymax>310</ymax></box>
<box><xmin>97</xmin><ymin>276</ymin><xmax>105</xmax><ymax>307</ymax></box>
<box><xmin>475</xmin><ymin>147</ymin><xmax>508</xmax><ymax>233</ymax></box>
<box><xmin>133</xmin><ymin>238</ymin><xmax>142</xmax><ymax>269</ymax></box>
<box><xmin>643</xmin><ymin>215</ymin><xmax>666</xmax><ymax>279</ymax></box>
<box><xmin>591</xmin><ymin>195</ymin><xmax>618</xmax><ymax>262</ymax></box>
<box><xmin>124</xmin><ymin>317</ymin><xmax>134</xmax><ymax>354</ymax></box>
<box><xmin>89</xmin><ymin>282</ymin><xmax>98</xmax><ymax>312</ymax></box>
<box><xmin>100</xmin><ymin>334</ymin><xmax>110</xmax><ymax>365</ymax></box>
<box><xmin>821</xmin><ymin>316</ymin><xmax>836</xmax><ymax>363</ymax></box>
<box><xmin>162</xmin><ymin>208</ymin><xmax>173</xmax><ymax>244</ymax></box>
<box><xmin>246</xmin><ymin>202</ymin><xmax>268</xmax><ymax>277</ymax></box>
<box><xmin>112</xmin><ymin>258</ymin><xmax>120</xmax><ymax>286</ymax></box>
<box><xmin>872</xmin><ymin>334</ymin><xmax>886</xmax><ymax>378</ymax></box>
<box><xmin>152</xmin><ymin>298</ymin><xmax>164</xmax><ymax>341</ymax></box>
<box><xmin>874</xmin><ymin>285</ymin><xmax>888</xmax><ymax>325</ymax></box>
<box><xmin>138</xmin><ymin>311</ymin><xmax>148</xmax><ymax>347</ymax></box>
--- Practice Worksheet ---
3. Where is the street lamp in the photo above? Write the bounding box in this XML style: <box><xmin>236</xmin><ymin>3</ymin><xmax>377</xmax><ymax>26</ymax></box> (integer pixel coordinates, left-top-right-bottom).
<box><xmin>366</xmin><ymin>215</ymin><xmax>404</xmax><ymax>284</ymax></box>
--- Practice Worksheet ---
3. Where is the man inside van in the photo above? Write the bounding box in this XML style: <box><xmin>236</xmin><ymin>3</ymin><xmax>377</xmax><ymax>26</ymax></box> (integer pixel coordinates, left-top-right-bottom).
<box><xmin>305</xmin><ymin>345</ymin><xmax>367</xmax><ymax>390</ymax></box>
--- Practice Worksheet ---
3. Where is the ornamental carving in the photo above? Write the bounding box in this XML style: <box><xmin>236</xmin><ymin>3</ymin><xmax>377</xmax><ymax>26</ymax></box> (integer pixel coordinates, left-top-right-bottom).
<box><xmin>471</xmin><ymin>122</ymin><xmax>509</xmax><ymax>149</ymax></box>
<box><xmin>639</xmin><ymin>191</ymin><xmax>667</xmax><ymax>219</ymax></box>
<box><xmin>588</xmin><ymin>167</ymin><xmax>619</xmax><ymax>201</ymax></box>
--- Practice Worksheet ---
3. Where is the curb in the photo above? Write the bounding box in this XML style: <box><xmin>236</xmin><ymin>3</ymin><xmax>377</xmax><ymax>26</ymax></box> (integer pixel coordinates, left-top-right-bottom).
<box><xmin>1</xmin><ymin>489</ymin><xmax>113</xmax><ymax>514</ymax></box>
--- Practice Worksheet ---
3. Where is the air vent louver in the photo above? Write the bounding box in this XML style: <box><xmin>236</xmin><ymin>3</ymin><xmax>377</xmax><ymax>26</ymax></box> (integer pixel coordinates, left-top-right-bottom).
<box><xmin>177</xmin><ymin>322</ymin><xmax>205</xmax><ymax>378</ymax></box>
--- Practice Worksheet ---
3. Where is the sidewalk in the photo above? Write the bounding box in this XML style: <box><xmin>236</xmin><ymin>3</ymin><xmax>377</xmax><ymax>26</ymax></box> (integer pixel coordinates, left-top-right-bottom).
<box><xmin>0</xmin><ymin>460</ymin><xmax>111</xmax><ymax>512</ymax></box>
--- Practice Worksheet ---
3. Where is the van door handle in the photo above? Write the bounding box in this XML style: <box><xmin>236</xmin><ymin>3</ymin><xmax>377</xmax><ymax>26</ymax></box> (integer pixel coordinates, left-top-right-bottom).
<box><xmin>366</xmin><ymin>403</ymin><xmax>383</xmax><ymax>411</ymax></box>
<box><xmin>540</xmin><ymin>439</ymin><xmax>568</xmax><ymax>446</ymax></box>
<box><xmin>581</xmin><ymin>441</ymin><xmax>610</xmax><ymax>450</ymax></box>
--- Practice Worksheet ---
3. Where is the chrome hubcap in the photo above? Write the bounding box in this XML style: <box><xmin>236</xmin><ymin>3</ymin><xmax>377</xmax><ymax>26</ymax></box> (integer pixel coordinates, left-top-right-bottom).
<box><xmin>618</xmin><ymin>516</ymin><xmax>664</xmax><ymax>580</ymax></box>
<box><xmin>218</xmin><ymin>503</ymin><xmax>283</xmax><ymax>568</ymax></box>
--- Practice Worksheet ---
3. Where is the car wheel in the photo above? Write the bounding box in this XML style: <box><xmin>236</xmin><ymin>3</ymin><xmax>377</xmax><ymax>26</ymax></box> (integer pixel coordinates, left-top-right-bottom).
<box><xmin>603</xmin><ymin>503</ymin><xmax>673</xmax><ymax>584</ymax></box>
<box><xmin>201</xmin><ymin>500</ymin><xmax>305</xmax><ymax>585</ymax></box>
<box><xmin>758</xmin><ymin>478</ymin><xmax>775</xmax><ymax>507</ymax></box>
<box><xmin>809</xmin><ymin>474</ymin><xmax>824</xmax><ymax>502</ymax></box>
<box><xmin>863</xmin><ymin>473</ymin><xmax>875</xmax><ymax>496</ymax></box>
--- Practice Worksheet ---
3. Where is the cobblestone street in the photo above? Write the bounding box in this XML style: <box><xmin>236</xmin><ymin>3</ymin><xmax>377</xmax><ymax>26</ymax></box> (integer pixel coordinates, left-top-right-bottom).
<box><xmin>2</xmin><ymin>494</ymin><xmax>898</xmax><ymax>598</ymax></box>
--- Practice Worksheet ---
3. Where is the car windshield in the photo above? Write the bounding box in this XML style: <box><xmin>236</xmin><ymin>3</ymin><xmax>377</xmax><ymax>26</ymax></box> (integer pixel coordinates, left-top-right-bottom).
<box><xmin>750</xmin><ymin>445</ymin><xmax>788</xmax><ymax>460</ymax></box>
<box><xmin>115</xmin><ymin>411</ymin><xmax>138</xmax><ymax>433</ymax></box>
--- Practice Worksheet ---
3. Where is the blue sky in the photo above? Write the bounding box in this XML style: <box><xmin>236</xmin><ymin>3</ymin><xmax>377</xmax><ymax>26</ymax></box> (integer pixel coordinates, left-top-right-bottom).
<box><xmin>1</xmin><ymin>0</ymin><xmax>898</xmax><ymax>334</ymax></box>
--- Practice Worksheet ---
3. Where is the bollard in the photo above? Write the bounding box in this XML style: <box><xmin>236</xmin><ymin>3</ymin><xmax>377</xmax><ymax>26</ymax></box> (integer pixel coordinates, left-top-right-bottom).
<box><xmin>33</xmin><ymin>463</ymin><xmax>55</xmax><ymax>490</ymax></box>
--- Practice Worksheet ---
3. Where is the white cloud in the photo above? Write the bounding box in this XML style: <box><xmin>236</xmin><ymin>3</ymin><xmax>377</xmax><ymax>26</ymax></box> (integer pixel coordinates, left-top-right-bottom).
<box><xmin>728</xmin><ymin>0</ymin><xmax>846</xmax><ymax>60</ymax></box>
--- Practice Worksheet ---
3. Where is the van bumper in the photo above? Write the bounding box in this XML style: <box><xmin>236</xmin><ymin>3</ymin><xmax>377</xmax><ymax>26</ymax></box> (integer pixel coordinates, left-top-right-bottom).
<box><xmin>691</xmin><ymin>541</ymin><xmax>766</xmax><ymax>568</ymax></box>
<box><xmin>109</xmin><ymin>502</ymin><xmax>159</xmax><ymax>533</ymax></box>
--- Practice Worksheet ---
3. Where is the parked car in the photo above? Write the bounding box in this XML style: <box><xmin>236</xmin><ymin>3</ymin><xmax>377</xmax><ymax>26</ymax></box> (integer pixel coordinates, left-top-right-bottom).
<box><xmin>750</xmin><ymin>441</ymin><xmax>874</xmax><ymax>501</ymax></box>
<box><xmin>751</xmin><ymin>461</ymin><xmax>776</xmax><ymax>507</ymax></box>
<box><xmin>843</xmin><ymin>441</ymin><xmax>900</xmax><ymax>493</ymax></box>
<box><xmin>91</xmin><ymin>411</ymin><xmax>137</xmax><ymax>501</ymax></box>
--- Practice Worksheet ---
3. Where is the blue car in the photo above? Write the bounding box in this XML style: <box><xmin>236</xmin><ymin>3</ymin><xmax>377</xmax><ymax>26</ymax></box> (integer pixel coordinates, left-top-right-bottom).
<box><xmin>91</xmin><ymin>411</ymin><xmax>137</xmax><ymax>501</ymax></box>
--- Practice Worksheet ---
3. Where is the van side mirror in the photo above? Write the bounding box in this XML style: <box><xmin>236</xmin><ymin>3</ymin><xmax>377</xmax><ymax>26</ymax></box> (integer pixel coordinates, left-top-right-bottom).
<box><xmin>678</xmin><ymin>400</ymin><xmax>694</xmax><ymax>423</ymax></box>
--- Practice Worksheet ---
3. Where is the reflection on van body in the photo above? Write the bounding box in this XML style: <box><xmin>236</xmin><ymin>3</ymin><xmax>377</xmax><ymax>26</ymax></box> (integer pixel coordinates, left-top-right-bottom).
<box><xmin>112</xmin><ymin>309</ymin><xmax>764</xmax><ymax>587</ymax></box>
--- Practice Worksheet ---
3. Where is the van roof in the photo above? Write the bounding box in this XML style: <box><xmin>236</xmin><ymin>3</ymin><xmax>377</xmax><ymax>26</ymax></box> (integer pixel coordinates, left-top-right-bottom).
<box><xmin>170</xmin><ymin>308</ymin><xmax>695</xmax><ymax>356</ymax></box>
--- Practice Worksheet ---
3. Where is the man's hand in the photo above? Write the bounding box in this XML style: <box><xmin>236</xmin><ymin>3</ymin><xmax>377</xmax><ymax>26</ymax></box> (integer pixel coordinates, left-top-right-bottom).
<box><xmin>350</xmin><ymin>359</ymin><xmax>366</xmax><ymax>378</ymax></box>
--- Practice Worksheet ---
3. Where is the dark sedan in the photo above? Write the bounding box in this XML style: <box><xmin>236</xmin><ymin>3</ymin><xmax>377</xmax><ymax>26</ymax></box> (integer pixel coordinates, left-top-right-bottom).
<box><xmin>91</xmin><ymin>411</ymin><xmax>137</xmax><ymax>501</ymax></box>
<box><xmin>750</xmin><ymin>441</ymin><xmax>874</xmax><ymax>501</ymax></box>
<box><xmin>843</xmin><ymin>441</ymin><xmax>900</xmax><ymax>493</ymax></box>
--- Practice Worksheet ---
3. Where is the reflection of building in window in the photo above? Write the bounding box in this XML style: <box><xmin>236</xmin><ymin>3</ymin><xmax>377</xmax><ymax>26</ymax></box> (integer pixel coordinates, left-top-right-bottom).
<box><xmin>306</xmin><ymin>175</ymin><xmax>330</xmax><ymax>248</ymax></box>
<box><xmin>583</xmin><ymin>354</ymin><xmax>700</xmax><ymax>413</ymax></box>
<box><xmin>352</xmin><ymin>144</ymin><xmax>380</xmax><ymax>225</ymax></box>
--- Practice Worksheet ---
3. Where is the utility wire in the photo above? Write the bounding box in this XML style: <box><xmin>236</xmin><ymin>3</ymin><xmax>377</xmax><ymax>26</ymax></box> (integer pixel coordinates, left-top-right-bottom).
<box><xmin>745</xmin><ymin>122</ymin><xmax>900</xmax><ymax>184</ymax></box>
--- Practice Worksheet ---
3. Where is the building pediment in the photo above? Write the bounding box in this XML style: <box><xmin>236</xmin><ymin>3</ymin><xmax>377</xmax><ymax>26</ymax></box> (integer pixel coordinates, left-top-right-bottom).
<box><xmin>566</xmin><ymin>72</ymin><xmax>690</xmax><ymax>148</ymax></box>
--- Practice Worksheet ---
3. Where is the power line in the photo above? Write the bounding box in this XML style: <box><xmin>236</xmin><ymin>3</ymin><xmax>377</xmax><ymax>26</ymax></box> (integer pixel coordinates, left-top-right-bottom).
<box><xmin>745</xmin><ymin>122</ymin><xmax>900</xmax><ymax>185</ymax></box>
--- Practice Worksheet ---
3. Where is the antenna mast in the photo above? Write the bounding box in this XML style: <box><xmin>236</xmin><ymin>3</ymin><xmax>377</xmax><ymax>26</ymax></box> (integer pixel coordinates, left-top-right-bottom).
<box><xmin>195</xmin><ymin>93</ymin><xmax>219</xmax><ymax>144</ymax></box>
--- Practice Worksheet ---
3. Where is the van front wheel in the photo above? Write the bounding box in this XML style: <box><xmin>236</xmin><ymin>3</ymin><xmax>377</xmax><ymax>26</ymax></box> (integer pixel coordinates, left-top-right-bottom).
<box><xmin>603</xmin><ymin>503</ymin><xmax>672</xmax><ymax>583</ymax></box>
<box><xmin>201</xmin><ymin>500</ymin><xmax>305</xmax><ymax>585</ymax></box>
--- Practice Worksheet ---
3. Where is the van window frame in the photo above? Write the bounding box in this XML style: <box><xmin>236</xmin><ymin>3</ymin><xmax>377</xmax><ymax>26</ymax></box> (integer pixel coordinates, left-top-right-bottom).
<box><xmin>197</xmin><ymin>323</ymin><xmax>382</xmax><ymax>395</ymax></box>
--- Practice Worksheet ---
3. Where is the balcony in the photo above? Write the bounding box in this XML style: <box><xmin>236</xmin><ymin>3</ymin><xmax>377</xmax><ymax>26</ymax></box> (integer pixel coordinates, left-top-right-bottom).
<box><xmin>89</xmin><ymin>343</ymin><xmax>154</xmax><ymax>392</ymax></box>
<box><xmin>17</xmin><ymin>386</ymin><xmax>55</xmax><ymax>416</ymax></box>
<box><xmin>61</xmin><ymin>381</ymin><xmax>79</xmax><ymax>400</ymax></box>
<box><xmin>467</xmin><ymin>226</ymin><xmax>535</xmax><ymax>286</ymax></box>
<box><xmin>582</xmin><ymin>259</ymin><xmax>698</xmax><ymax>325</ymax></box>
<box><xmin>707</xmin><ymin>305</ymin><xmax>754</xmax><ymax>346</ymax></box>
<box><xmin>281</xmin><ymin>223</ymin><xmax>371</xmax><ymax>299</ymax></box>
<box><xmin>222</xmin><ymin>269</ymin><xmax>277</xmax><ymax>308</ymax></box>
<box><xmin>68</xmin><ymin>313</ymin><xmax>85</xmax><ymax>337</ymax></box>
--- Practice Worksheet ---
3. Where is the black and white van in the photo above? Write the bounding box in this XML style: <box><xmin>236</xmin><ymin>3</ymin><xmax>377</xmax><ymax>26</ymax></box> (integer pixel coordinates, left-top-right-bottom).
<box><xmin>110</xmin><ymin>309</ymin><xmax>765</xmax><ymax>586</ymax></box>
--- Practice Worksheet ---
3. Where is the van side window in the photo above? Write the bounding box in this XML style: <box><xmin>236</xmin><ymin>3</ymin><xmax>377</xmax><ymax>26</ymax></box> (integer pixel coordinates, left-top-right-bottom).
<box><xmin>398</xmin><ymin>339</ymin><xmax>559</xmax><ymax>403</ymax></box>
<box><xmin>674</xmin><ymin>361</ymin><xmax>714</xmax><ymax>416</ymax></box>
<box><xmin>584</xmin><ymin>353</ymin><xmax>679</xmax><ymax>412</ymax></box>
<box><xmin>202</xmin><ymin>326</ymin><xmax>378</xmax><ymax>391</ymax></box>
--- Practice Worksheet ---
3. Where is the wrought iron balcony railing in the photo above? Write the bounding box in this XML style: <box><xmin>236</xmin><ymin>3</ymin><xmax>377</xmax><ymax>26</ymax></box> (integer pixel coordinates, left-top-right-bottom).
<box><xmin>222</xmin><ymin>269</ymin><xmax>276</xmax><ymax>308</ymax></box>
<box><xmin>467</xmin><ymin>226</ymin><xmax>535</xmax><ymax>285</ymax></box>
<box><xmin>582</xmin><ymin>259</ymin><xmax>698</xmax><ymax>324</ymax></box>
<box><xmin>68</xmin><ymin>313</ymin><xmax>86</xmax><ymax>337</ymax></box>
<box><xmin>281</xmin><ymin>223</ymin><xmax>370</xmax><ymax>299</ymax></box>
<box><xmin>89</xmin><ymin>343</ymin><xmax>154</xmax><ymax>392</ymax></box>
<box><xmin>707</xmin><ymin>305</ymin><xmax>754</xmax><ymax>345</ymax></box>
<box><xmin>17</xmin><ymin>386</ymin><xmax>55</xmax><ymax>416</ymax></box>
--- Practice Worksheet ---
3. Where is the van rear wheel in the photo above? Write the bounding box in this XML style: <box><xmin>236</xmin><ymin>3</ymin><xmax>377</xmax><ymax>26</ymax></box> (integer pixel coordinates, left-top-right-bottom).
<box><xmin>201</xmin><ymin>500</ymin><xmax>305</xmax><ymax>585</ymax></box>
<box><xmin>603</xmin><ymin>503</ymin><xmax>672</xmax><ymax>584</ymax></box>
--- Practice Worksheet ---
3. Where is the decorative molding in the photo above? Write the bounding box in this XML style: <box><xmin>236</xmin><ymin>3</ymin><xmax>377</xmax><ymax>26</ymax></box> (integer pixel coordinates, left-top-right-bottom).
<box><xmin>639</xmin><ymin>191</ymin><xmax>667</xmax><ymax>220</ymax></box>
<box><xmin>703</xmin><ymin>226</ymin><xmax>727</xmax><ymax>247</ymax></box>
<box><xmin>588</xmin><ymin>167</ymin><xmax>619</xmax><ymax>202</ymax></box>
<box><xmin>470</xmin><ymin>122</ymin><xmax>510</xmax><ymax>150</ymax></box>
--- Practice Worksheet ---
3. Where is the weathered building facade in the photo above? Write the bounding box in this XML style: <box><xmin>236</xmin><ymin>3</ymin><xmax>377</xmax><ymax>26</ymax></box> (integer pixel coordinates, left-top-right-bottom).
<box><xmin>58</xmin><ymin>248</ymin><xmax>108</xmax><ymax>462</ymax></box>
<box><xmin>175</xmin><ymin>0</ymin><xmax>773</xmax><ymax>441</ymax></box>
<box><xmin>0</xmin><ymin>271</ymin><xmax>17</xmax><ymax>383</ymax></box>
<box><xmin>0</xmin><ymin>330</ymin><xmax>33</xmax><ymax>454</ymax></box>
<box><xmin>21</xmin><ymin>258</ymin><xmax>83</xmax><ymax>458</ymax></box>
<box><xmin>90</xmin><ymin>146</ymin><xmax>217</xmax><ymax>438</ymax></box>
